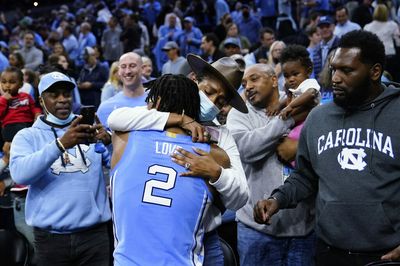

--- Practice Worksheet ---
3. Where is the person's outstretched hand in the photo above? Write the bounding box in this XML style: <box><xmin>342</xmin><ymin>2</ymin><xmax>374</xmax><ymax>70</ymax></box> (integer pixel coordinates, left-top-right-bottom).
<box><xmin>382</xmin><ymin>245</ymin><xmax>400</xmax><ymax>261</ymax></box>
<box><xmin>253</xmin><ymin>198</ymin><xmax>280</xmax><ymax>224</ymax></box>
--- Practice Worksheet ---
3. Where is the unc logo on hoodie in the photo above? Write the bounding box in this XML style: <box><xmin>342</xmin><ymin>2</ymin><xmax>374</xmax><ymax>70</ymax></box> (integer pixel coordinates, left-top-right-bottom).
<box><xmin>51</xmin><ymin>145</ymin><xmax>91</xmax><ymax>175</ymax></box>
<box><xmin>318</xmin><ymin>128</ymin><xmax>394</xmax><ymax>171</ymax></box>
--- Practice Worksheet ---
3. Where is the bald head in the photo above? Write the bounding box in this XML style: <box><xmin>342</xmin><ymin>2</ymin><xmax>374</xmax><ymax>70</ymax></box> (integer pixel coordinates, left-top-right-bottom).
<box><xmin>118</xmin><ymin>52</ymin><xmax>143</xmax><ymax>92</ymax></box>
<box><xmin>119</xmin><ymin>52</ymin><xmax>143</xmax><ymax>66</ymax></box>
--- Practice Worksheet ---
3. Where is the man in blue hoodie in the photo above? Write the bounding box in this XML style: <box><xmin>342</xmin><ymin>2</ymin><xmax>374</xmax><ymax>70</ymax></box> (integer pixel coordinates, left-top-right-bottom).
<box><xmin>254</xmin><ymin>30</ymin><xmax>400</xmax><ymax>265</ymax></box>
<box><xmin>10</xmin><ymin>72</ymin><xmax>112</xmax><ymax>266</ymax></box>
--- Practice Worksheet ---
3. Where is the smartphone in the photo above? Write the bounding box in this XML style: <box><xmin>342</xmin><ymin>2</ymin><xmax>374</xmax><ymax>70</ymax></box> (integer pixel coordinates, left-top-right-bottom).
<box><xmin>80</xmin><ymin>105</ymin><xmax>96</xmax><ymax>125</ymax></box>
<box><xmin>204</xmin><ymin>126</ymin><xmax>220</xmax><ymax>144</ymax></box>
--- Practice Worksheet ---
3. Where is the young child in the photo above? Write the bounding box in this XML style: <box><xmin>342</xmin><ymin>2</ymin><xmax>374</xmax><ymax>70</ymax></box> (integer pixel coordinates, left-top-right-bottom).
<box><xmin>0</xmin><ymin>66</ymin><xmax>42</xmax><ymax>167</ymax></box>
<box><xmin>272</xmin><ymin>44</ymin><xmax>320</xmax><ymax>167</ymax></box>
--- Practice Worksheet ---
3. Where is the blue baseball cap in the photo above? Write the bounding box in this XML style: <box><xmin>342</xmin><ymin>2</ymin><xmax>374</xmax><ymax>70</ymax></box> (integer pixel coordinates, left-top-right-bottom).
<box><xmin>317</xmin><ymin>16</ymin><xmax>334</xmax><ymax>27</ymax></box>
<box><xmin>224</xmin><ymin>37</ymin><xmax>240</xmax><ymax>48</ymax></box>
<box><xmin>38</xmin><ymin>72</ymin><xmax>75</xmax><ymax>95</ymax></box>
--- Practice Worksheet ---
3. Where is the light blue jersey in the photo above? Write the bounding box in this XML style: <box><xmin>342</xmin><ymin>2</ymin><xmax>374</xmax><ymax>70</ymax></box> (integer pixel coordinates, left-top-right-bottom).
<box><xmin>111</xmin><ymin>130</ymin><xmax>214</xmax><ymax>266</ymax></box>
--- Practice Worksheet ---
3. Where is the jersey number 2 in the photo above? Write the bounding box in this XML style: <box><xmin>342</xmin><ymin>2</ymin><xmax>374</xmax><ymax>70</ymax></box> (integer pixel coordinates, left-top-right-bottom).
<box><xmin>142</xmin><ymin>165</ymin><xmax>177</xmax><ymax>207</ymax></box>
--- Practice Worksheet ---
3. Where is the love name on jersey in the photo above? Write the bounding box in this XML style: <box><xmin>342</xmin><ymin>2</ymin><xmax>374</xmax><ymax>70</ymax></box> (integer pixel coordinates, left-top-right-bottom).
<box><xmin>155</xmin><ymin>141</ymin><xmax>182</xmax><ymax>155</ymax></box>
<box><xmin>317</xmin><ymin>128</ymin><xmax>394</xmax><ymax>158</ymax></box>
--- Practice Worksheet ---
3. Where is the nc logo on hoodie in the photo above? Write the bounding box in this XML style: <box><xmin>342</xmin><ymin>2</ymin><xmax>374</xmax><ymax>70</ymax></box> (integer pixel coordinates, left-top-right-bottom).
<box><xmin>337</xmin><ymin>148</ymin><xmax>367</xmax><ymax>171</ymax></box>
<box><xmin>51</xmin><ymin>145</ymin><xmax>91</xmax><ymax>175</ymax></box>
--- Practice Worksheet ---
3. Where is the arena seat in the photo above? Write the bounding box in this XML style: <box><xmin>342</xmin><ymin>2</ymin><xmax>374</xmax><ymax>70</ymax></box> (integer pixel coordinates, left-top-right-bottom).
<box><xmin>220</xmin><ymin>237</ymin><xmax>237</xmax><ymax>266</ymax></box>
<box><xmin>0</xmin><ymin>229</ymin><xmax>30</xmax><ymax>266</ymax></box>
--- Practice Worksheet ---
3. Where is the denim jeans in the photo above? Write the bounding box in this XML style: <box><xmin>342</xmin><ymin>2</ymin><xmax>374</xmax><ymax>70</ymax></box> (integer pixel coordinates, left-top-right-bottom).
<box><xmin>204</xmin><ymin>230</ymin><xmax>224</xmax><ymax>266</ymax></box>
<box><xmin>237</xmin><ymin>222</ymin><xmax>316</xmax><ymax>266</ymax></box>
<box><xmin>33</xmin><ymin>222</ymin><xmax>112</xmax><ymax>266</ymax></box>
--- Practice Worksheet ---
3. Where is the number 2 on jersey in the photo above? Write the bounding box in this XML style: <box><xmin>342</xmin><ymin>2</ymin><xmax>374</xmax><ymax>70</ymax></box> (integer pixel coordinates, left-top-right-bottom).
<box><xmin>142</xmin><ymin>165</ymin><xmax>177</xmax><ymax>207</ymax></box>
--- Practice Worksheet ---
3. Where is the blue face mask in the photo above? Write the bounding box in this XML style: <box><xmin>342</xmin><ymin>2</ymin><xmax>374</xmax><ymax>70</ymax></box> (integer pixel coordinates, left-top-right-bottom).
<box><xmin>46</xmin><ymin>112</ymin><xmax>75</xmax><ymax>126</ymax></box>
<box><xmin>199</xmin><ymin>90</ymin><xmax>220</xmax><ymax>122</ymax></box>
<box><xmin>42</xmin><ymin>100</ymin><xmax>75</xmax><ymax>126</ymax></box>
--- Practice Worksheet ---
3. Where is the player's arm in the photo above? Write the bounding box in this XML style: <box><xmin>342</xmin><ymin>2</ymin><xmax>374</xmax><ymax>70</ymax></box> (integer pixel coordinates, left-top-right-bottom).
<box><xmin>108</xmin><ymin>106</ymin><xmax>208</xmax><ymax>142</ymax></box>
<box><xmin>111</xmin><ymin>132</ymin><xmax>129</xmax><ymax>169</ymax></box>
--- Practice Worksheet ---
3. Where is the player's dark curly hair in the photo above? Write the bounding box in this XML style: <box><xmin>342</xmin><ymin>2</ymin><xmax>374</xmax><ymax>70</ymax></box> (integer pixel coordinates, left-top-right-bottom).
<box><xmin>280</xmin><ymin>44</ymin><xmax>313</xmax><ymax>71</ymax></box>
<box><xmin>2</xmin><ymin>66</ymin><xmax>24</xmax><ymax>84</ymax></box>
<box><xmin>338</xmin><ymin>30</ymin><xmax>386</xmax><ymax>69</ymax></box>
<box><xmin>146</xmin><ymin>74</ymin><xmax>200</xmax><ymax>121</ymax></box>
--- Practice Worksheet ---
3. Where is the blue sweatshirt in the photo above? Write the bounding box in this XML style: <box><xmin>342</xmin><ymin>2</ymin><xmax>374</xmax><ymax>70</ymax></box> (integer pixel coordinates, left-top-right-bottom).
<box><xmin>10</xmin><ymin>117</ymin><xmax>111</xmax><ymax>233</ymax></box>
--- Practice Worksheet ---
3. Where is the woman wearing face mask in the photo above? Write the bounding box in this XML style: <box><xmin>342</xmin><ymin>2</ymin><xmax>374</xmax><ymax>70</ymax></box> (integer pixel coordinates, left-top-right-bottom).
<box><xmin>107</xmin><ymin>55</ymin><xmax>250</xmax><ymax>266</ymax></box>
<box><xmin>9</xmin><ymin>71</ymin><xmax>113</xmax><ymax>266</ymax></box>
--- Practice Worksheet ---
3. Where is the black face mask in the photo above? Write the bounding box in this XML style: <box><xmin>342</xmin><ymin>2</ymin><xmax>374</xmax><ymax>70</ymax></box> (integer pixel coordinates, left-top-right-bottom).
<box><xmin>243</xmin><ymin>11</ymin><xmax>249</xmax><ymax>18</ymax></box>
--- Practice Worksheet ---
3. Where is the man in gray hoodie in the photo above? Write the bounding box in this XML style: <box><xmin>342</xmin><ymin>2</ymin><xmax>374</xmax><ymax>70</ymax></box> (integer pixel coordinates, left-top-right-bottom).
<box><xmin>226</xmin><ymin>63</ymin><xmax>315</xmax><ymax>266</ymax></box>
<box><xmin>255</xmin><ymin>30</ymin><xmax>400</xmax><ymax>265</ymax></box>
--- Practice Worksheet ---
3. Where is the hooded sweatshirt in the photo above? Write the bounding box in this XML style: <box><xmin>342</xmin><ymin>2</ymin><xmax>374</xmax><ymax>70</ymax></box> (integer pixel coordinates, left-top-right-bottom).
<box><xmin>10</xmin><ymin>116</ymin><xmax>111</xmax><ymax>233</ymax></box>
<box><xmin>273</xmin><ymin>84</ymin><xmax>400</xmax><ymax>251</ymax></box>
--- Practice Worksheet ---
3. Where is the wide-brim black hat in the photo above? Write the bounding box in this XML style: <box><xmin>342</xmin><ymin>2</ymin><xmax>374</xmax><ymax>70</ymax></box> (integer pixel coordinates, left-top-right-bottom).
<box><xmin>187</xmin><ymin>54</ymin><xmax>248</xmax><ymax>113</ymax></box>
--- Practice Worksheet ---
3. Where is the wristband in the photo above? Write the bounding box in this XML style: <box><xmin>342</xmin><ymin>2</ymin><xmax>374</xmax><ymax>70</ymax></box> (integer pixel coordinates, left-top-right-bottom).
<box><xmin>268</xmin><ymin>196</ymin><xmax>278</xmax><ymax>201</ymax></box>
<box><xmin>56</xmin><ymin>138</ymin><xmax>66</xmax><ymax>153</ymax></box>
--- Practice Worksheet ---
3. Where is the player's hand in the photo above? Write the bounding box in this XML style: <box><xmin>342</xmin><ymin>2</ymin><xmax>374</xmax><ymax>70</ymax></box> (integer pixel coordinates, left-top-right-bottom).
<box><xmin>171</xmin><ymin>147</ymin><xmax>221</xmax><ymax>183</ymax></box>
<box><xmin>93</xmin><ymin>115</ymin><xmax>111</xmax><ymax>145</ymax></box>
<box><xmin>253</xmin><ymin>199</ymin><xmax>279</xmax><ymax>224</ymax></box>
<box><xmin>276</xmin><ymin>137</ymin><xmax>298</xmax><ymax>164</ymax></box>
<box><xmin>382</xmin><ymin>245</ymin><xmax>400</xmax><ymax>261</ymax></box>
<box><xmin>59</xmin><ymin>116</ymin><xmax>96</xmax><ymax>149</ymax></box>
<box><xmin>180</xmin><ymin>115</ymin><xmax>210</xmax><ymax>143</ymax></box>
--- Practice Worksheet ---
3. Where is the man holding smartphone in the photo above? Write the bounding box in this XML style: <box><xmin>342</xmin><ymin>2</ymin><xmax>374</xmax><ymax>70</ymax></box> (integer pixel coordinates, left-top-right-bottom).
<box><xmin>10</xmin><ymin>72</ymin><xmax>113</xmax><ymax>266</ymax></box>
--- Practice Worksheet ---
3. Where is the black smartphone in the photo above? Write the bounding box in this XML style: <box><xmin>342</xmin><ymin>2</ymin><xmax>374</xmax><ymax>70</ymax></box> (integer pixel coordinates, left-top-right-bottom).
<box><xmin>80</xmin><ymin>105</ymin><xmax>96</xmax><ymax>125</ymax></box>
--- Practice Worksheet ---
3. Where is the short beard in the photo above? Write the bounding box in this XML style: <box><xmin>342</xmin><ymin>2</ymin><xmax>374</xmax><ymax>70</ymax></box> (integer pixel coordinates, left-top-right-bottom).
<box><xmin>334</xmin><ymin>78</ymin><xmax>372</xmax><ymax>109</ymax></box>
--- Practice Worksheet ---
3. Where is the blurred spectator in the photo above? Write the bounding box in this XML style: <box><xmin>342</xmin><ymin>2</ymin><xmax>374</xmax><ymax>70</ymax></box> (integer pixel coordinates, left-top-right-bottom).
<box><xmin>120</xmin><ymin>13</ymin><xmax>142</xmax><ymax>53</ymax></box>
<box><xmin>200</xmin><ymin>33</ymin><xmax>225</xmax><ymax>63</ymax></box>
<box><xmin>215</xmin><ymin>0</ymin><xmax>230</xmax><ymax>25</ymax></box>
<box><xmin>0</xmin><ymin>50</ymin><xmax>9</xmax><ymax>72</ymax></box>
<box><xmin>312</xmin><ymin>16</ymin><xmax>340</xmax><ymax>79</ymax></box>
<box><xmin>76</xmin><ymin>22</ymin><xmax>97</xmax><ymax>67</ymax></box>
<box><xmin>77</xmin><ymin>47</ymin><xmax>108</xmax><ymax>108</ymax></box>
<box><xmin>175</xmin><ymin>17</ymin><xmax>203</xmax><ymax>57</ymax></box>
<box><xmin>141</xmin><ymin>56</ymin><xmax>155</xmax><ymax>83</ymax></box>
<box><xmin>161</xmin><ymin>41</ymin><xmax>187</xmax><ymax>75</ymax></box>
<box><xmin>8</xmin><ymin>51</ymin><xmax>25</xmax><ymax>70</ymax></box>
<box><xmin>352</xmin><ymin>0</ymin><xmax>373</xmax><ymax>28</ymax></box>
<box><xmin>219</xmin><ymin>23</ymin><xmax>250</xmax><ymax>54</ymax></box>
<box><xmin>364</xmin><ymin>4</ymin><xmax>400</xmax><ymax>82</ymax></box>
<box><xmin>256</xmin><ymin>0</ymin><xmax>277</xmax><ymax>28</ymax></box>
<box><xmin>17</xmin><ymin>31</ymin><xmax>44</xmax><ymax>71</ymax></box>
<box><xmin>101</xmin><ymin>16</ymin><xmax>123</xmax><ymax>65</ymax></box>
<box><xmin>101</xmin><ymin>62</ymin><xmax>121</xmax><ymax>102</ymax></box>
<box><xmin>142</xmin><ymin>0</ymin><xmax>162</xmax><ymax>29</ymax></box>
<box><xmin>268</xmin><ymin>40</ymin><xmax>286</xmax><ymax>91</ymax></box>
<box><xmin>238</xmin><ymin>5</ymin><xmax>262</xmax><ymax>44</ymax></box>
<box><xmin>62</xmin><ymin>25</ymin><xmax>79</xmax><ymax>62</ymax></box>
<box><xmin>153</xmin><ymin>13</ymin><xmax>181</xmax><ymax>72</ymax></box>
<box><xmin>223</xmin><ymin>38</ymin><xmax>242</xmax><ymax>57</ymax></box>
<box><xmin>334</xmin><ymin>6</ymin><xmax>361</xmax><ymax>38</ymax></box>
<box><xmin>244</xmin><ymin>27</ymin><xmax>276</xmax><ymax>66</ymax></box>
<box><xmin>306</xmin><ymin>26</ymin><xmax>321</xmax><ymax>59</ymax></box>
<box><xmin>231</xmin><ymin>2</ymin><xmax>243</xmax><ymax>24</ymax></box>
<box><xmin>214</xmin><ymin>13</ymin><xmax>233</xmax><ymax>43</ymax></box>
